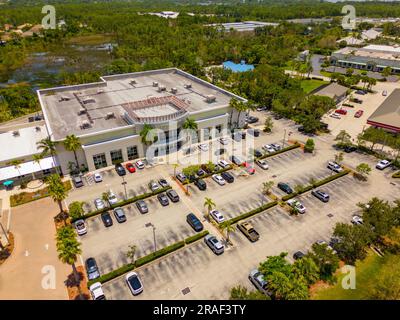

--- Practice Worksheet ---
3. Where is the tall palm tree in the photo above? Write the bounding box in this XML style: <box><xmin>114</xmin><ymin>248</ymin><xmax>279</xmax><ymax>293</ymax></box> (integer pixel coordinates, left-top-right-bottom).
<box><xmin>234</xmin><ymin>101</ymin><xmax>249</xmax><ymax>129</ymax></box>
<box><xmin>64</xmin><ymin>134</ymin><xmax>81</xmax><ymax>170</ymax></box>
<box><xmin>139</xmin><ymin>124</ymin><xmax>155</xmax><ymax>145</ymax></box>
<box><xmin>203</xmin><ymin>197</ymin><xmax>216</xmax><ymax>220</ymax></box>
<box><xmin>220</xmin><ymin>221</ymin><xmax>235</xmax><ymax>243</ymax></box>
<box><xmin>46</xmin><ymin>174</ymin><xmax>68</xmax><ymax>214</ymax></box>
<box><xmin>37</xmin><ymin>137</ymin><xmax>58</xmax><ymax>173</ymax></box>
<box><xmin>56</xmin><ymin>226</ymin><xmax>83</xmax><ymax>299</ymax></box>
<box><xmin>182</xmin><ymin>118</ymin><xmax>198</xmax><ymax>142</ymax></box>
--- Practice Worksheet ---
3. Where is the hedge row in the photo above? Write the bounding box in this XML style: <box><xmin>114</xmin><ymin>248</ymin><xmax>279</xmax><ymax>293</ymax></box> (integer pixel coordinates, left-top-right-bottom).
<box><xmin>392</xmin><ymin>171</ymin><xmax>400</xmax><ymax>178</ymax></box>
<box><xmin>73</xmin><ymin>186</ymin><xmax>172</xmax><ymax>222</ymax></box>
<box><xmin>281</xmin><ymin>170</ymin><xmax>350</xmax><ymax>202</ymax></box>
<box><xmin>258</xmin><ymin>143</ymin><xmax>301</xmax><ymax>160</ymax></box>
<box><xmin>87</xmin><ymin>231</ymin><xmax>209</xmax><ymax>287</ymax></box>
<box><xmin>227</xmin><ymin>201</ymin><xmax>278</xmax><ymax>225</ymax></box>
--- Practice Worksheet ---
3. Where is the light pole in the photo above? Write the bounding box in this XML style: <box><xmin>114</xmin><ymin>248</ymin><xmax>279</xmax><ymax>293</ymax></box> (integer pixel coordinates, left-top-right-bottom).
<box><xmin>121</xmin><ymin>176</ymin><xmax>128</xmax><ymax>200</ymax></box>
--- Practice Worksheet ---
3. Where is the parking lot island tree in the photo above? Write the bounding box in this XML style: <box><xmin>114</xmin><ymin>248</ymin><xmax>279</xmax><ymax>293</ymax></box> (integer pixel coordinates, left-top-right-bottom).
<box><xmin>335</xmin><ymin>130</ymin><xmax>352</xmax><ymax>146</ymax></box>
<box><xmin>355</xmin><ymin>163</ymin><xmax>372</xmax><ymax>180</ymax></box>
<box><xmin>229</xmin><ymin>285</ymin><xmax>269</xmax><ymax>300</ymax></box>
<box><xmin>126</xmin><ymin>244</ymin><xmax>137</xmax><ymax>265</ymax></box>
<box><xmin>204</xmin><ymin>197</ymin><xmax>216</xmax><ymax>221</ymax></box>
<box><xmin>46</xmin><ymin>174</ymin><xmax>68</xmax><ymax>218</ymax></box>
<box><xmin>220</xmin><ymin>221</ymin><xmax>235</xmax><ymax>245</ymax></box>
<box><xmin>262</xmin><ymin>181</ymin><xmax>275</xmax><ymax>196</ymax></box>
<box><xmin>63</xmin><ymin>134</ymin><xmax>82</xmax><ymax>171</ymax></box>
<box><xmin>68</xmin><ymin>201</ymin><xmax>85</xmax><ymax>220</ymax></box>
<box><xmin>335</xmin><ymin>152</ymin><xmax>344</xmax><ymax>165</ymax></box>
<box><xmin>304</xmin><ymin>138</ymin><xmax>315</xmax><ymax>153</ymax></box>
<box><xmin>263</xmin><ymin>116</ymin><xmax>274</xmax><ymax>133</ymax></box>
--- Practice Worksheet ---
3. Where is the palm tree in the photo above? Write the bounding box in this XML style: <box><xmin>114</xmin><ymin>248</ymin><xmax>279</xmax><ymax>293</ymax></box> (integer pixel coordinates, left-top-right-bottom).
<box><xmin>56</xmin><ymin>226</ymin><xmax>83</xmax><ymax>299</ymax></box>
<box><xmin>220</xmin><ymin>221</ymin><xmax>235</xmax><ymax>244</ymax></box>
<box><xmin>46</xmin><ymin>174</ymin><xmax>68</xmax><ymax>214</ymax></box>
<box><xmin>9</xmin><ymin>159</ymin><xmax>23</xmax><ymax>182</ymax></box>
<box><xmin>234</xmin><ymin>101</ymin><xmax>249</xmax><ymax>129</ymax></box>
<box><xmin>32</xmin><ymin>153</ymin><xmax>44</xmax><ymax>180</ymax></box>
<box><xmin>182</xmin><ymin>118</ymin><xmax>198</xmax><ymax>142</ymax></box>
<box><xmin>102</xmin><ymin>192</ymin><xmax>110</xmax><ymax>207</ymax></box>
<box><xmin>64</xmin><ymin>135</ymin><xmax>81</xmax><ymax>170</ymax></box>
<box><xmin>37</xmin><ymin>137</ymin><xmax>58</xmax><ymax>173</ymax></box>
<box><xmin>139</xmin><ymin>124</ymin><xmax>155</xmax><ymax>145</ymax></box>
<box><xmin>203</xmin><ymin>197</ymin><xmax>216</xmax><ymax>220</ymax></box>
<box><xmin>262</xmin><ymin>181</ymin><xmax>274</xmax><ymax>195</ymax></box>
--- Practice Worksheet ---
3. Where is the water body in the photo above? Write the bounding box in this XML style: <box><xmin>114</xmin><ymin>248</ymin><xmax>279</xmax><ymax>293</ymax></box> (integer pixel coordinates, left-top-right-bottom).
<box><xmin>223</xmin><ymin>60</ymin><xmax>254</xmax><ymax>72</ymax></box>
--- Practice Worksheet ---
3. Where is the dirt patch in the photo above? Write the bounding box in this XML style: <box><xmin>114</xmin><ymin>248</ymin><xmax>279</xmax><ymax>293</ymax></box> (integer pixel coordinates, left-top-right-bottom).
<box><xmin>0</xmin><ymin>232</ymin><xmax>14</xmax><ymax>266</ymax></box>
<box><xmin>66</xmin><ymin>265</ymin><xmax>91</xmax><ymax>300</ymax></box>
<box><xmin>309</xmin><ymin>280</ymin><xmax>332</xmax><ymax>298</ymax></box>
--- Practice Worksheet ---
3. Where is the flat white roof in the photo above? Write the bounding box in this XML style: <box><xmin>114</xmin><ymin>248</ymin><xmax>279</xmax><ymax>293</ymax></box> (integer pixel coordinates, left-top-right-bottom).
<box><xmin>363</xmin><ymin>44</ymin><xmax>400</xmax><ymax>54</ymax></box>
<box><xmin>0</xmin><ymin>125</ymin><xmax>48</xmax><ymax>163</ymax></box>
<box><xmin>0</xmin><ymin>156</ymin><xmax>57</xmax><ymax>181</ymax></box>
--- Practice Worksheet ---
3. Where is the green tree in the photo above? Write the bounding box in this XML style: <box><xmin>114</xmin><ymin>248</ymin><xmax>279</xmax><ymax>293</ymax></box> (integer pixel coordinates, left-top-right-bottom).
<box><xmin>37</xmin><ymin>137</ymin><xmax>58</xmax><ymax>173</ymax></box>
<box><xmin>259</xmin><ymin>252</ymin><xmax>292</xmax><ymax>278</ymax></box>
<box><xmin>126</xmin><ymin>244</ymin><xmax>137</xmax><ymax>265</ymax></box>
<box><xmin>68</xmin><ymin>201</ymin><xmax>85</xmax><ymax>220</ymax></box>
<box><xmin>139</xmin><ymin>124</ymin><xmax>156</xmax><ymax>145</ymax></box>
<box><xmin>220</xmin><ymin>221</ymin><xmax>235</xmax><ymax>243</ymax></box>
<box><xmin>335</xmin><ymin>130</ymin><xmax>351</xmax><ymax>145</ymax></box>
<box><xmin>9</xmin><ymin>159</ymin><xmax>23</xmax><ymax>180</ymax></box>
<box><xmin>355</xmin><ymin>163</ymin><xmax>371</xmax><ymax>180</ymax></box>
<box><xmin>204</xmin><ymin>197</ymin><xmax>216</xmax><ymax>220</ymax></box>
<box><xmin>229</xmin><ymin>285</ymin><xmax>269</xmax><ymax>300</ymax></box>
<box><xmin>33</xmin><ymin>153</ymin><xmax>44</xmax><ymax>179</ymax></box>
<box><xmin>304</xmin><ymin>138</ymin><xmax>315</xmax><ymax>153</ymax></box>
<box><xmin>64</xmin><ymin>134</ymin><xmax>81</xmax><ymax>170</ymax></box>
<box><xmin>102</xmin><ymin>192</ymin><xmax>110</xmax><ymax>207</ymax></box>
<box><xmin>335</xmin><ymin>152</ymin><xmax>344</xmax><ymax>165</ymax></box>
<box><xmin>262</xmin><ymin>181</ymin><xmax>274</xmax><ymax>195</ymax></box>
<box><xmin>46</xmin><ymin>174</ymin><xmax>68</xmax><ymax>214</ymax></box>
<box><xmin>263</xmin><ymin>116</ymin><xmax>273</xmax><ymax>133</ymax></box>
<box><xmin>308</xmin><ymin>242</ymin><xmax>340</xmax><ymax>282</ymax></box>
<box><xmin>292</xmin><ymin>257</ymin><xmax>320</xmax><ymax>286</ymax></box>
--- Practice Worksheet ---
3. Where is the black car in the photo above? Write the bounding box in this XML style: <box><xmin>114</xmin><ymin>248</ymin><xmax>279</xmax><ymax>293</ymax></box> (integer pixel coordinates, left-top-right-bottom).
<box><xmin>194</xmin><ymin>178</ymin><xmax>207</xmax><ymax>190</ymax></box>
<box><xmin>355</xmin><ymin>90</ymin><xmax>366</xmax><ymax>95</ymax></box>
<box><xmin>253</xmin><ymin>149</ymin><xmax>263</xmax><ymax>158</ymax></box>
<box><xmin>344</xmin><ymin>145</ymin><xmax>357</xmax><ymax>153</ymax></box>
<box><xmin>221</xmin><ymin>171</ymin><xmax>234</xmax><ymax>183</ymax></box>
<box><xmin>278</xmin><ymin>182</ymin><xmax>293</xmax><ymax>194</ymax></box>
<box><xmin>297</xmin><ymin>126</ymin><xmax>305</xmax><ymax>133</ymax></box>
<box><xmin>215</xmin><ymin>148</ymin><xmax>226</xmax><ymax>156</ymax></box>
<box><xmin>136</xmin><ymin>200</ymin><xmax>148</xmax><ymax>214</ymax></box>
<box><xmin>158</xmin><ymin>178</ymin><xmax>169</xmax><ymax>188</ymax></box>
<box><xmin>246</xmin><ymin>116</ymin><xmax>259</xmax><ymax>124</ymax></box>
<box><xmin>100</xmin><ymin>212</ymin><xmax>113</xmax><ymax>227</ymax></box>
<box><xmin>293</xmin><ymin>251</ymin><xmax>305</xmax><ymax>260</ymax></box>
<box><xmin>186</xmin><ymin>213</ymin><xmax>204</xmax><ymax>232</ymax></box>
<box><xmin>248</xmin><ymin>129</ymin><xmax>260</xmax><ymax>137</ymax></box>
<box><xmin>115</xmin><ymin>163</ymin><xmax>126</xmax><ymax>176</ymax></box>
<box><xmin>166</xmin><ymin>189</ymin><xmax>180</xmax><ymax>202</ymax></box>
<box><xmin>157</xmin><ymin>193</ymin><xmax>169</xmax><ymax>206</ymax></box>
<box><xmin>85</xmin><ymin>257</ymin><xmax>100</xmax><ymax>280</ymax></box>
<box><xmin>197</xmin><ymin>169</ymin><xmax>206</xmax><ymax>177</ymax></box>
<box><xmin>113</xmin><ymin>207</ymin><xmax>127</xmax><ymax>223</ymax></box>
<box><xmin>311</xmin><ymin>189</ymin><xmax>330</xmax><ymax>202</ymax></box>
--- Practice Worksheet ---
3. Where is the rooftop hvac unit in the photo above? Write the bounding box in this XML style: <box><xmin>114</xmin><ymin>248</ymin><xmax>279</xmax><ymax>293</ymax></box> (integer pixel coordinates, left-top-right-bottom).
<box><xmin>105</xmin><ymin>112</ymin><xmax>115</xmax><ymax>119</ymax></box>
<box><xmin>59</xmin><ymin>95</ymin><xmax>70</xmax><ymax>102</ymax></box>
<box><xmin>97</xmin><ymin>89</ymin><xmax>104</xmax><ymax>94</ymax></box>
<box><xmin>78</xmin><ymin>109</ymin><xmax>87</xmax><ymax>115</ymax></box>
<box><xmin>12</xmin><ymin>130</ymin><xmax>20</xmax><ymax>137</ymax></box>
<box><xmin>82</xmin><ymin>97</ymin><xmax>96</xmax><ymax>104</ymax></box>
<box><xmin>171</xmin><ymin>87</ymin><xmax>178</xmax><ymax>94</ymax></box>
<box><xmin>130</xmin><ymin>80</ymin><xmax>137</xmax><ymax>85</ymax></box>
<box><xmin>158</xmin><ymin>85</ymin><xmax>166</xmax><ymax>92</ymax></box>
<box><xmin>81</xmin><ymin>120</ymin><xmax>91</xmax><ymax>129</ymax></box>
<box><xmin>205</xmin><ymin>95</ymin><xmax>216</xmax><ymax>103</ymax></box>
<box><xmin>184</xmin><ymin>83</ymin><xmax>192</xmax><ymax>89</ymax></box>
<box><xmin>152</xmin><ymin>81</ymin><xmax>159</xmax><ymax>87</ymax></box>
<box><xmin>35</xmin><ymin>126</ymin><xmax>41</xmax><ymax>132</ymax></box>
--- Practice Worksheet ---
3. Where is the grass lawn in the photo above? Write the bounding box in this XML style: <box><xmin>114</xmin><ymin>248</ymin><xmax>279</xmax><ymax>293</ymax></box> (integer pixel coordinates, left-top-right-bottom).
<box><xmin>66</xmin><ymin>34</ymin><xmax>113</xmax><ymax>45</ymax></box>
<box><xmin>300</xmin><ymin>79</ymin><xmax>329</xmax><ymax>94</ymax></box>
<box><xmin>312</xmin><ymin>250</ymin><xmax>384</xmax><ymax>300</ymax></box>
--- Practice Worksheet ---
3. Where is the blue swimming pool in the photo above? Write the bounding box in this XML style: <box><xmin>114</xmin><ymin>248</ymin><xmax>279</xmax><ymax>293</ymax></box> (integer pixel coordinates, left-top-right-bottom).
<box><xmin>223</xmin><ymin>60</ymin><xmax>254</xmax><ymax>72</ymax></box>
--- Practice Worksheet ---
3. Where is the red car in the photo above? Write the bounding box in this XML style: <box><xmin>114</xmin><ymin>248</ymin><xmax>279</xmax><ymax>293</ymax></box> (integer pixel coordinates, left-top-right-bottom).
<box><xmin>243</xmin><ymin>162</ymin><xmax>255</xmax><ymax>175</ymax></box>
<box><xmin>126</xmin><ymin>163</ymin><xmax>136</xmax><ymax>173</ymax></box>
<box><xmin>335</xmin><ymin>109</ymin><xmax>347</xmax><ymax>115</ymax></box>
<box><xmin>354</xmin><ymin>110</ymin><xmax>364</xmax><ymax>118</ymax></box>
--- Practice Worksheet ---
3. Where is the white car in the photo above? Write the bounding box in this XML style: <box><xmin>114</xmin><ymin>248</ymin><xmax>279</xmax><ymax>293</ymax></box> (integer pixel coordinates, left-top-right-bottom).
<box><xmin>271</xmin><ymin>143</ymin><xmax>281</xmax><ymax>151</ymax></box>
<box><xmin>352</xmin><ymin>215</ymin><xmax>363</xmax><ymax>225</ymax></box>
<box><xmin>126</xmin><ymin>272</ymin><xmax>143</xmax><ymax>296</ymax></box>
<box><xmin>212</xmin><ymin>174</ymin><xmax>226</xmax><ymax>186</ymax></box>
<box><xmin>135</xmin><ymin>160</ymin><xmax>145</xmax><ymax>169</ymax></box>
<box><xmin>89</xmin><ymin>282</ymin><xmax>105</xmax><ymax>300</ymax></box>
<box><xmin>94</xmin><ymin>198</ymin><xmax>105</xmax><ymax>210</ymax></box>
<box><xmin>74</xmin><ymin>219</ymin><xmax>87</xmax><ymax>236</ymax></box>
<box><xmin>262</xmin><ymin>144</ymin><xmax>275</xmax><ymax>153</ymax></box>
<box><xmin>256</xmin><ymin>159</ymin><xmax>269</xmax><ymax>170</ymax></box>
<box><xmin>327</xmin><ymin>161</ymin><xmax>343</xmax><ymax>173</ymax></box>
<box><xmin>287</xmin><ymin>199</ymin><xmax>306</xmax><ymax>214</ymax></box>
<box><xmin>107</xmin><ymin>192</ymin><xmax>118</xmax><ymax>205</ymax></box>
<box><xmin>93</xmin><ymin>172</ymin><xmax>103</xmax><ymax>183</ymax></box>
<box><xmin>330</xmin><ymin>113</ymin><xmax>341</xmax><ymax>119</ymax></box>
<box><xmin>210</xmin><ymin>209</ymin><xmax>225</xmax><ymax>224</ymax></box>
<box><xmin>382</xmin><ymin>90</ymin><xmax>387</xmax><ymax>96</ymax></box>
<box><xmin>376</xmin><ymin>159</ymin><xmax>391</xmax><ymax>170</ymax></box>
<box><xmin>219</xmin><ymin>137</ymin><xmax>229</xmax><ymax>145</ymax></box>
<box><xmin>198</xmin><ymin>143</ymin><xmax>209</xmax><ymax>152</ymax></box>
<box><xmin>218</xmin><ymin>159</ymin><xmax>230</xmax><ymax>169</ymax></box>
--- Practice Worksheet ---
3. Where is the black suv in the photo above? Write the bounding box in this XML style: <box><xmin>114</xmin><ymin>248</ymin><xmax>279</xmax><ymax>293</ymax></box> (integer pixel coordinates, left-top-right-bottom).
<box><xmin>194</xmin><ymin>179</ymin><xmax>207</xmax><ymax>191</ymax></box>
<box><xmin>100</xmin><ymin>212</ymin><xmax>113</xmax><ymax>227</ymax></box>
<box><xmin>115</xmin><ymin>163</ymin><xmax>126</xmax><ymax>176</ymax></box>
<box><xmin>186</xmin><ymin>213</ymin><xmax>204</xmax><ymax>232</ymax></box>
<box><xmin>278</xmin><ymin>182</ymin><xmax>293</xmax><ymax>194</ymax></box>
<box><xmin>221</xmin><ymin>171</ymin><xmax>234</xmax><ymax>183</ymax></box>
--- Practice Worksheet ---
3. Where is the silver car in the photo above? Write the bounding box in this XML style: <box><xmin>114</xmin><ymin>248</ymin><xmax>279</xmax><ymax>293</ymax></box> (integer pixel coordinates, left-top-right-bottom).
<box><xmin>248</xmin><ymin>269</ymin><xmax>271</xmax><ymax>296</ymax></box>
<box><xmin>204</xmin><ymin>234</ymin><xmax>224</xmax><ymax>255</ymax></box>
<box><xmin>94</xmin><ymin>198</ymin><xmax>105</xmax><ymax>210</ymax></box>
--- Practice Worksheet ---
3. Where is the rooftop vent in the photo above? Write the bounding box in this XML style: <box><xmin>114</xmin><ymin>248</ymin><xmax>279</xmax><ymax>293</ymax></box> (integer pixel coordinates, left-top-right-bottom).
<box><xmin>130</xmin><ymin>80</ymin><xmax>137</xmax><ymax>85</ymax></box>
<box><xmin>35</xmin><ymin>126</ymin><xmax>41</xmax><ymax>132</ymax></box>
<box><xmin>59</xmin><ymin>95</ymin><xmax>70</xmax><ymax>102</ymax></box>
<box><xmin>158</xmin><ymin>85</ymin><xmax>166</xmax><ymax>92</ymax></box>
<box><xmin>171</xmin><ymin>87</ymin><xmax>178</xmax><ymax>94</ymax></box>
<box><xmin>12</xmin><ymin>130</ymin><xmax>20</xmax><ymax>137</ymax></box>
<box><xmin>205</xmin><ymin>95</ymin><xmax>216</xmax><ymax>103</ymax></box>
<box><xmin>152</xmin><ymin>81</ymin><xmax>159</xmax><ymax>87</ymax></box>
<box><xmin>97</xmin><ymin>89</ymin><xmax>104</xmax><ymax>94</ymax></box>
<box><xmin>184</xmin><ymin>83</ymin><xmax>192</xmax><ymax>89</ymax></box>
<box><xmin>105</xmin><ymin>112</ymin><xmax>115</xmax><ymax>120</ymax></box>
<box><xmin>80</xmin><ymin>120</ymin><xmax>91</xmax><ymax>129</ymax></box>
<box><xmin>82</xmin><ymin>97</ymin><xmax>95</xmax><ymax>104</ymax></box>
<box><xmin>78</xmin><ymin>109</ymin><xmax>87</xmax><ymax>116</ymax></box>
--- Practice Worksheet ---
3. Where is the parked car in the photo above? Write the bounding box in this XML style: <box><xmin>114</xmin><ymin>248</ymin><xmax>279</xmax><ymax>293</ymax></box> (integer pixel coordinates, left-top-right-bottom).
<box><xmin>135</xmin><ymin>160</ymin><xmax>145</xmax><ymax>169</ymax></box>
<box><xmin>293</xmin><ymin>251</ymin><xmax>305</xmax><ymax>260</ymax></box>
<box><xmin>126</xmin><ymin>272</ymin><xmax>143</xmax><ymax>296</ymax></box>
<box><xmin>210</xmin><ymin>209</ymin><xmax>225</xmax><ymax>224</ymax></box>
<box><xmin>221</xmin><ymin>171</ymin><xmax>234</xmax><ymax>183</ymax></box>
<box><xmin>262</xmin><ymin>144</ymin><xmax>275</xmax><ymax>153</ymax></box>
<box><xmin>73</xmin><ymin>176</ymin><xmax>84</xmax><ymax>188</ymax></box>
<box><xmin>198</xmin><ymin>143</ymin><xmax>209</xmax><ymax>152</ymax></box>
<box><xmin>327</xmin><ymin>161</ymin><xmax>343</xmax><ymax>173</ymax></box>
<box><xmin>194</xmin><ymin>178</ymin><xmax>207</xmax><ymax>190</ymax></box>
<box><xmin>186</xmin><ymin>213</ymin><xmax>204</xmax><ymax>232</ymax></box>
<box><xmin>256</xmin><ymin>106</ymin><xmax>267</xmax><ymax>111</ymax></box>
<box><xmin>176</xmin><ymin>173</ymin><xmax>187</xmax><ymax>183</ymax></box>
<box><xmin>256</xmin><ymin>159</ymin><xmax>268</xmax><ymax>170</ymax></box>
<box><xmin>93</xmin><ymin>172</ymin><xmax>103</xmax><ymax>183</ymax></box>
<box><xmin>85</xmin><ymin>257</ymin><xmax>100</xmax><ymax>280</ymax></box>
<box><xmin>330</xmin><ymin>113</ymin><xmax>341</xmax><ymax>119</ymax></box>
<box><xmin>382</xmin><ymin>90</ymin><xmax>387</xmax><ymax>96</ymax></box>
<box><xmin>74</xmin><ymin>219</ymin><xmax>87</xmax><ymax>236</ymax></box>
<box><xmin>212</xmin><ymin>174</ymin><xmax>226</xmax><ymax>186</ymax></box>
<box><xmin>204</xmin><ymin>234</ymin><xmax>224</xmax><ymax>255</ymax></box>
<box><xmin>157</xmin><ymin>193</ymin><xmax>169</xmax><ymax>206</ymax></box>
<box><xmin>89</xmin><ymin>282</ymin><xmax>106</xmax><ymax>300</ymax></box>
<box><xmin>344</xmin><ymin>145</ymin><xmax>357</xmax><ymax>153</ymax></box>
<box><xmin>219</xmin><ymin>137</ymin><xmax>229</xmax><ymax>145</ymax></box>
<box><xmin>148</xmin><ymin>180</ymin><xmax>160</xmax><ymax>192</ymax></box>
<box><xmin>243</xmin><ymin>162</ymin><xmax>255</xmax><ymax>175</ymax></box>
<box><xmin>230</xmin><ymin>155</ymin><xmax>243</xmax><ymax>166</ymax></box>
<box><xmin>197</xmin><ymin>168</ymin><xmax>206</xmax><ymax>177</ymax></box>
<box><xmin>136</xmin><ymin>200</ymin><xmax>148</xmax><ymax>214</ymax></box>
<box><xmin>351</xmin><ymin>215</ymin><xmax>364</xmax><ymax>225</ymax></box>
<box><xmin>94</xmin><ymin>198</ymin><xmax>106</xmax><ymax>210</ymax></box>
<box><xmin>107</xmin><ymin>191</ymin><xmax>118</xmax><ymax>205</ymax></box>
<box><xmin>278</xmin><ymin>182</ymin><xmax>293</xmax><ymax>194</ymax></box>
<box><xmin>354</xmin><ymin>110</ymin><xmax>364</xmax><ymax>118</ymax></box>
<box><xmin>355</xmin><ymin>90</ymin><xmax>366</xmax><ymax>95</ymax></box>
<box><xmin>376</xmin><ymin>159</ymin><xmax>391</xmax><ymax>170</ymax></box>
<box><xmin>113</xmin><ymin>207</ymin><xmax>127</xmax><ymax>223</ymax></box>
<box><xmin>253</xmin><ymin>149</ymin><xmax>263</xmax><ymax>158</ymax></box>
<box><xmin>271</xmin><ymin>143</ymin><xmax>282</xmax><ymax>151</ymax></box>
<box><xmin>335</xmin><ymin>109</ymin><xmax>347</xmax><ymax>115</ymax></box>
<box><xmin>311</xmin><ymin>189</ymin><xmax>330</xmax><ymax>202</ymax></box>
<box><xmin>248</xmin><ymin>128</ymin><xmax>260</xmax><ymax>137</ymax></box>
<box><xmin>352</xmin><ymin>98</ymin><xmax>363</xmax><ymax>104</ymax></box>
<box><xmin>287</xmin><ymin>199</ymin><xmax>306</xmax><ymax>214</ymax></box>
<box><xmin>246</xmin><ymin>116</ymin><xmax>259</xmax><ymax>124</ymax></box>
<box><xmin>100</xmin><ymin>212</ymin><xmax>113</xmax><ymax>227</ymax></box>
<box><xmin>248</xmin><ymin>269</ymin><xmax>270</xmax><ymax>296</ymax></box>
<box><xmin>166</xmin><ymin>189</ymin><xmax>180</xmax><ymax>202</ymax></box>
<box><xmin>218</xmin><ymin>159</ymin><xmax>230</xmax><ymax>169</ymax></box>
<box><xmin>126</xmin><ymin>162</ymin><xmax>136</xmax><ymax>173</ymax></box>
<box><xmin>158</xmin><ymin>178</ymin><xmax>169</xmax><ymax>188</ymax></box>
<box><xmin>238</xmin><ymin>221</ymin><xmax>259</xmax><ymax>242</ymax></box>
<box><xmin>115</xmin><ymin>163</ymin><xmax>126</xmax><ymax>176</ymax></box>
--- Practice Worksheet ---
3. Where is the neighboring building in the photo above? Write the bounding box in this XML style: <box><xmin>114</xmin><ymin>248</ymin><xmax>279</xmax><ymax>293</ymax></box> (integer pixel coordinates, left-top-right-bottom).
<box><xmin>38</xmin><ymin>68</ymin><xmax>247</xmax><ymax>173</ymax></box>
<box><xmin>313</xmin><ymin>83</ymin><xmax>348</xmax><ymax>103</ymax></box>
<box><xmin>297</xmin><ymin>50</ymin><xmax>310</xmax><ymax>62</ymax></box>
<box><xmin>0</xmin><ymin>125</ymin><xmax>58</xmax><ymax>185</ymax></box>
<box><xmin>206</xmin><ymin>21</ymin><xmax>278</xmax><ymax>32</ymax></box>
<box><xmin>286</xmin><ymin>18</ymin><xmax>332</xmax><ymax>25</ymax></box>
<box><xmin>336</xmin><ymin>29</ymin><xmax>382</xmax><ymax>46</ymax></box>
<box><xmin>367</xmin><ymin>89</ymin><xmax>400</xmax><ymax>133</ymax></box>
<box><xmin>146</xmin><ymin>11</ymin><xmax>180</xmax><ymax>19</ymax></box>
<box><xmin>330</xmin><ymin>45</ymin><xmax>400</xmax><ymax>74</ymax></box>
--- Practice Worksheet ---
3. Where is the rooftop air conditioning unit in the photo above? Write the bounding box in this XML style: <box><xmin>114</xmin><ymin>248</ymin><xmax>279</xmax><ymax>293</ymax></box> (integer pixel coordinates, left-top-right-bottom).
<box><xmin>78</xmin><ymin>109</ymin><xmax>87</xmax><ymax>115</ymax></box>
<box><xmin>158</xmin><ymin>85</ymin><xmax>166</xmax><ymax>92</ymax></box>
<box><xmin>81</xmin><ymin>120</ymin><xmax>91</xmax><ymax>129</ymax></box>
<box><xmin>59</xmin><ymin>95</ymin><xmax>70</xmax><ymax>102</ymax></box>
<box><xmin>130</xmin><ymin>80</ymin><xmax>137</xmax><ymax>85</ymax></box>
<box><xmin>171</xmin><ymin>87</ymin><xmax>178</xmax><ymax>94</ymax></box>
<box><xmin>205</xmin><ymin>95</ymin><xmax>216</xmax><ymax>103</ymax></box>
<box><xmin>35</xmin><ymin>126</ymin><xmax>41</xmax><ymax>132</ymax></box>
<box><xmin>97</xmin><ymin>89</ymin><xmax>104</xmax><ymax>94</ymax></box>
<box><xmin>184</xmin><ymin>83</ymin><xmax>192</xmax><ymax>89</ymax></box>
<box><xmin>12</xmin><ymin>130</ymin><xmax>20</xmax><ymax>137</ymax></box>
<box><xmin>105</xmin><ymin>112</ymin><xmax>115</xmax><ymax>119</ymax></box>
<box><xmin>152</xmin><ymin>81</ymin><xmax>159</xmax><ymax>87</ymax></box>
<box><xmin>82</xmin><ymin>97</ymin><xmax>96</xmax><ymax>104</ymax></box>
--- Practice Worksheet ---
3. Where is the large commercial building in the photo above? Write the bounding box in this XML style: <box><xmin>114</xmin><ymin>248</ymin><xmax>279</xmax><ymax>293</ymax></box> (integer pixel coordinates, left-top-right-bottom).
<box><xmin>330</xmin><ymin>45</ymin><xmax>400</xmax><ymax>74</ymax></box>
<box><xmin>206</xmin><ymin>21</ymin><xmax>278</xmax><ymax>32</ymax></box>
<box><xmin>38</xmin><ymin>68</ymin><xmax>247</xmax><ymax>173</ymax></box>
<box><xmin>367</xmin><ymin>89</ymin><xmax>400</xmax><ymax>133</ymax></box>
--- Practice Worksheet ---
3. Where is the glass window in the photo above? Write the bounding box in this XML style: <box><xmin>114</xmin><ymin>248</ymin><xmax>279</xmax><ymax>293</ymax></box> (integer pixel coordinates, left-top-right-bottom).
<box><xmin>93</xmin><ymin>153</ymin><xmax>107</xmax><ymax>169</ymax></box>
<box><xmin>127</xmin><ymin>146</ymin><xmax>138</xmax><ymax>160</ymax></box>
<box><xmin>110</xmin><ymin>149</ymin><xmax>123</xmax><ymax>164</ymax></box>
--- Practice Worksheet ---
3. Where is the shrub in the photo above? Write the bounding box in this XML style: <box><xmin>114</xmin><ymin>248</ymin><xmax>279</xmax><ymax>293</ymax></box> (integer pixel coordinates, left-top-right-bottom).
<box><xmin>184</xmin><ymin>230</ymin><xmax>209</xmax><ymax>245</ymax></box>
<box><xmin>393</xmin><ymin>171</ymin><xmax>400</xmax><ymax>178</ymax></box>
<box><xmin>227</xmin><ymin>201</ymin><xmax>278</xmax><ymax>225</ymax></box>
<box><xmin>135</xmin><ymin>241</ymin><xmax>185</xmax><ymax>267</ymax></box>
<box><xmin>304</xmin><ymin>139</ymin><xmax>315</xmax><ymax>153</ymax></box>
<box><xmin>87</xmin><ymin>263</ymin><xmax>135</xmax><ymax>288</ymax></box>
<box><xmin>312</xmin><ymin>170</ymin><xmax>350</xmax><ymax>187</ymax></box>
